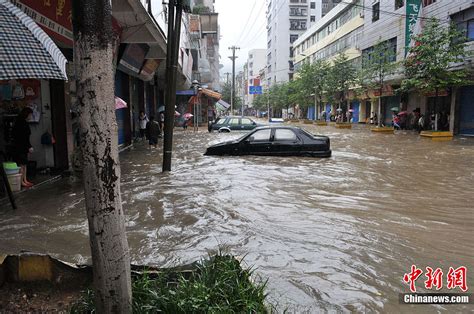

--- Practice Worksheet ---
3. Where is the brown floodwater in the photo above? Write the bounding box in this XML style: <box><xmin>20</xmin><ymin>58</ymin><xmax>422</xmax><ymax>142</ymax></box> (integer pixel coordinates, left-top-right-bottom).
<box><xmin>1</xmin><ymin>123</ymin><xmax>473</xmax><ymax>312</ymax></box>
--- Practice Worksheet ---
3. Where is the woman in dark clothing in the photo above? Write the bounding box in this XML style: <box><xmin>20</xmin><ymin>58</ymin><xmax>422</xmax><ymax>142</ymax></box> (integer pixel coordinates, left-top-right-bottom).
<box><xmin>13</xmin><ymin>107</ymin><xmax>34</xmax><ymax>187</ymax></box>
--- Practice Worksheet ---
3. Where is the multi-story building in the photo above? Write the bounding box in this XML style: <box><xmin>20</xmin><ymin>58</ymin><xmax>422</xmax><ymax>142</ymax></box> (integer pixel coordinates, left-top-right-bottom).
<box><xmin>322</xmin><ymin>0</ymin><xmax>342</xmax><ymax>17</ymax></box>
<box><xmin>293</xmin><ymin>0</ymin><xmax>363</xmax><ymax>119</ymax></box>
<box><xmin>360</xmin><ymin>0</ymin><xmax>474</xmax><ymax>134</ymax></box>
<box><xmin>293</xmin><ymin>0</ymin><xmax>474</xmax><ymax>135</ymax></box>
<box><xmin>245</xmin><ymin>49</ymin><xmax>266</xmax><ymax>109</ymax></box>
<box><xmin>266</xmin><ymin>0</ymin><xmax>341</xmax><ymax>86</ymax></box>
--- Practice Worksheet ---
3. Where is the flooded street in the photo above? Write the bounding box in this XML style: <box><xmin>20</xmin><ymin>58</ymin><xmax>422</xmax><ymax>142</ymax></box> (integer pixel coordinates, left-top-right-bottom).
<box><xmin>1</xmin><ymin>124</ymin><xmax>473</xmax><ymax>312</ymax></box>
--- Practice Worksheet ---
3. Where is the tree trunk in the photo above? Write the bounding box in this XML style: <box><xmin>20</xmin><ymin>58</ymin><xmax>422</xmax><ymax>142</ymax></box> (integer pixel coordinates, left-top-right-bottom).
<box><xmin>72</xmin><ymin>1</ymin><xmax>132</xmax><ymax>313</ymax></box>
<box><xmin>434</xmin><ymin>88</ymin><xmax>439</xmax><ymax>131</ymax></box>
<box><xmin>377</xmin><ymin>96</ymin><xmax>382</xmax><ymax>127</ymax></box>
<box><xmin>449</xmin><ymin>87</ymin><xmax>457</xmax><ymax>133</ymax></box>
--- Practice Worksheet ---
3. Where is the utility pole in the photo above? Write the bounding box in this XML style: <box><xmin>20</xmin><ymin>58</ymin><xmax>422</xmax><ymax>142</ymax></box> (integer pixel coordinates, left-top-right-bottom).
<box><xmin>228</xmin><ymin>46</ymin><xmax>239</xmax><ymax>114</ymax></box>
<box><xmin>163</xmin><ymin>0</ymin><xmax>184</xmax><ymax>172</ymax></box>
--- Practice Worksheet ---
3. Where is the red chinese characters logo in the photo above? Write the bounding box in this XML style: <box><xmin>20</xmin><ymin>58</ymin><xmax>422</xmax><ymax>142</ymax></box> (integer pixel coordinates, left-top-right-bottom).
<box><xmin>403</xmin><ymin>265</ymin><xmax>468</xmax><ymax>292</ymax></box>
<box><xmin>424</xmin><ymin>267</ymin><xmax>443</xmax><ymax>290</ymax></box>
<box><xmin>403</xmin><ymin>265</ymin><xmax>423</xmax><ymax>292</ymax></box>
<box><xmin>447</xmin><ymin>266</ymin><xmax>468</xmax><ymax>292</ymax></box>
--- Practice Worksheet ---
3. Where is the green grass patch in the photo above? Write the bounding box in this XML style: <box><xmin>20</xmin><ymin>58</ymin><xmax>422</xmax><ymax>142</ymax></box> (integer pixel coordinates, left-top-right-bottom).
<box><xmin>71</xmin><ymin>253</ymin><xmax>268</xmax><ymax>313</ymax></box>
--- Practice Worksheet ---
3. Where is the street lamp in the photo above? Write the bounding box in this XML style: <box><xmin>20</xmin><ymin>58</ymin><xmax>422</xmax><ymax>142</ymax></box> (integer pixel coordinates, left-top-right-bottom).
<box><xmin>191</xmin><ymin>80</ymin><xmax>200</xmax><ymax>132</ymax></box>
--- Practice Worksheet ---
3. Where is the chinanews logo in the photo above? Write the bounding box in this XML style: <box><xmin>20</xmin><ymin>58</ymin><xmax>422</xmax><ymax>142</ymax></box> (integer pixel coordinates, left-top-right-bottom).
<box><xmin>400</xmin><ymin>265</ymin><xmax>472</xmax><ymax>305</ymax></box>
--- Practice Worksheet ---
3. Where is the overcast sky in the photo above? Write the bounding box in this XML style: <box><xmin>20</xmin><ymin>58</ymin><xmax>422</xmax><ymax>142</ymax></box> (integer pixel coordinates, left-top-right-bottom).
<box><xmin>214</xmin><ymin>0</ymin><xmax>267</xmax><ymax>78</ymax></box>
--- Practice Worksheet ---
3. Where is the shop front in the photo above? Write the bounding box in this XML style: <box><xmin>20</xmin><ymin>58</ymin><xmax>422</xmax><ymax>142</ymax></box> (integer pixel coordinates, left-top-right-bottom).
<box><xmin>1</xmin><ymin>0</ymin><xmax>68</xmax><ymax>198</ymax></box>
<box><xmin>459</xmin><ymin>85</ymin><xmax>474</xmax><ymax>136</ymax></box>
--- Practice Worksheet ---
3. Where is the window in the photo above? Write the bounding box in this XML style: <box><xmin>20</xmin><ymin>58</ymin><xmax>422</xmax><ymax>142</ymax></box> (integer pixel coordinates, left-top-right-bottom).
<box><xmin>290</xmin><ymin>34</ymin><xmax>299</xmax><ymax>43</ymax></box>
<box><xmin>395</xmin><ymin>0</ymin><xmax>404</xmax><ymax>9</ymax></box>
<box><xmin>465</xmin><ymin>20</ymin><xmax>474</xmax><ymax>41</ymax></box>
<box><xmin>310</xmin><ymin>1</ymin><xmax>315</xmax><ymax>9</ymax></box>
<box><xmin>290</xmin><ymin>20</ymin><xmax>307</xmax><ymax>30</ymax></box>
<box><xmin>275</xmin><ymin>129</ymin><xmax>297</xmax><ymax>141</ymax></box>
<box><xmin>250</xmin><ymin>129</ymin><xmax>271</xmax><ymax>141</ymax></box>
<box><xmin>229</xmin><ymin>118</ymin><xmax>239</xmax><ymax>125</ymax></box>
<box><xmin>422</xmin><ymin>0</ymin><xmax>436</xmax><ymax>6</ymax></box>
<box><xmin>241</xmin><ymin>118</ymin><xmax>254</xmax><ymax>125</ymax></box>
<box><xmin>310</xmin><ymin>15</ymin><xmax>315</xmax><ymax>22</ymax></box>
<box><xmin>289</xmin><ymin>47</ymin><xmax>294</xmax><ymax>58</ymax></box>
<box><xmin>290</xmin><ymin>7</ymin><xmax>307</xmax><ymax>16</ymax></box>
<box><xmin>362</xmin><ymin>37</ymin><xmax>398</xmax><ymax>68</ymax></box>
<box><xmin>372</xmin><ymin>2</ymin><xmax>380</xmax><ymax>22</ymax></box>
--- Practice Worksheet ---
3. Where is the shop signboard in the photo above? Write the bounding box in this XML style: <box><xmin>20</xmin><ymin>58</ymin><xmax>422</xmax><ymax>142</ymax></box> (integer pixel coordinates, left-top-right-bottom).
<box><xmin>405</xmin><ymin>0</ymin><xmax>422</xmax><ymax>57</ymax></box>
<box><xmin>11</xmin><ymin>0</ymin><xmax>73</xmax><ymax>46</ymax></box>
<box><xmin>12</xmin><ymin>0</ymin><xmax>122</xmax><ymax>47</ymax></box>
<box><xmin>139</xmin><ymin>59</ymin><xmax>161</xmax><ymax>81</ymax></box>
<box><xmin>118</xmin><ymin>44</ymin><xmax>149</xmax><ymax>77</ymax></box>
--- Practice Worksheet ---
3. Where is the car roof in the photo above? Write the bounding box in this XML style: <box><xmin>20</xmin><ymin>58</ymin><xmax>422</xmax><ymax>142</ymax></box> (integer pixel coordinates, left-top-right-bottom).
<box><xmin>253</xmin><ymin>125</ymin><xmax>302</xmax><ymax>131</ymax></box>
<box><xmin>219</xmin><ymin>116</ymin><xmax>253</xmax><ymax>119</ymax></box>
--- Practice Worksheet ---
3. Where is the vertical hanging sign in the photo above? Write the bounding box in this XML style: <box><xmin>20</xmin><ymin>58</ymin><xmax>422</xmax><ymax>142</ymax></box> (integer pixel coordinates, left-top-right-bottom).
<box><xmin>405</xmin><ymin>0</ymin><xmax>422</xmax><ymax>57</ymax></box>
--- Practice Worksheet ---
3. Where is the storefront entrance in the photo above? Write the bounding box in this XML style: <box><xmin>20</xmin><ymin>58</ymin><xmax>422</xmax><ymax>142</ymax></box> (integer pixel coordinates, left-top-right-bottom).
<box><xmin>459</xmin><ymin>86</ymin><xmax>474</xmax><ymax>135</ymax></box>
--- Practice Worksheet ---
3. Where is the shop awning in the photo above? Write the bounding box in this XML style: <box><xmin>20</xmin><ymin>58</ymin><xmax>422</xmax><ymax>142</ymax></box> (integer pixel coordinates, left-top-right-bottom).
<box><xmin>217</xmin><ymin>99</ymin><xmax>230</xmax><ymax>109</ymax></box>
<box><xmin>0</xmin><ymin>0</ymin><xmax>67</xmax><ymax>81</ymax></box>
<box><xmin>201</xmin><ymin>88</ymin><xmax>222</xmax><ymax>100</ymax></box>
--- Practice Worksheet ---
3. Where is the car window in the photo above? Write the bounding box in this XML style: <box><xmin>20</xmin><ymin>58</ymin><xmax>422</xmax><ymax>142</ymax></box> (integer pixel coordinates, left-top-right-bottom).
<box><xmin>249</xmin><ymin>129</ymin><xmax>271</xmax><ymax>141</ymax></box>
<box><xmin>274</xmin><ymin>129</ymin><xmax>297</xmax><ymax>141</ymax></box>
<box><xmin>216</xmin><ymin>118</ymin><xmax>227</xmax><ymax>124</ymax></box>
<box><xmin>229</xmin><ymin>118</ymin><xmax>239</xmax><ymax>125</ymax></box>
<box><xmin>241</xmin><ymin>118</ymin><xmax>253</xmax><ymax>125</ymax></box>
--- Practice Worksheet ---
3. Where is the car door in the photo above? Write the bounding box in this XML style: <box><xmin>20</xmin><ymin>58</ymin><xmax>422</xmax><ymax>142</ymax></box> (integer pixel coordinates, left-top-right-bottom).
<box><xmin>271</xmin><ymin>128</ymin><xmax>301</xmax><ymax>156</ymax></box>
<box><xmin>240</xmin><ymin>118</ymin><xmax>257</xmax><ymax>130</ymax></box>
<box><xmin>228</xmin><ymin>118</ymin><xmax>240</xmax><ymax>130</ymax></box>
<box><xmin>241</xmin><ymin>129</ymin><xmax>272</xmax><ymax>155</ymax></box>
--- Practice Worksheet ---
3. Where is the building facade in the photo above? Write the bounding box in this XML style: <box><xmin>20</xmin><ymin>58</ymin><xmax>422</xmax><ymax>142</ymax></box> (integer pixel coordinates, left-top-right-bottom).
<box><xmin>245</xmin><ymin>49</ymin><xmax>266</xmax><ymax>109</ymax></box>
<box><xmin>265</xmin><ymin>0</ymin><xmax>341</xmax><ymax>87</ymax></box>
<box><xmin>293</xmin><ymin>0</ymin><xmax>474</xmax><ymax>134</ymax></box>
<box><xmin>293</xmin><ymin>0</ymin><xmax>363</xmax><ymax>119</ymax></box>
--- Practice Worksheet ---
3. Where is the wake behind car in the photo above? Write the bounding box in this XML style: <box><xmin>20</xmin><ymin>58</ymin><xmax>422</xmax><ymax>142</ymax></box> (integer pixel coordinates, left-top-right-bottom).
<box><xmin>208</xmin><ymin>116</ymin><xmax>260</xmax><ymax>132</ymax></box>
<box><xmin>205</xmin><ymin>126</ymin><xmax>331</xmax><ymax>157</ymax></box>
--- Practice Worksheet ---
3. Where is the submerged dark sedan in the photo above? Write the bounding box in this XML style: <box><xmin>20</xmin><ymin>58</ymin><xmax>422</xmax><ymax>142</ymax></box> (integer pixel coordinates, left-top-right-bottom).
<box><xmin>205</xmin><ymin>126</ymin><xmax>331</xmax><ymax>157</ymax></box>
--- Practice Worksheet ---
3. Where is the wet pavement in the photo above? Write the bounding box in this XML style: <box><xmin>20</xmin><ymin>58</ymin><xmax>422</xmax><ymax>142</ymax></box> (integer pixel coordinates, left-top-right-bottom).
<box><xmin>1</xmin><ymin>123</ymin><xmax>473</xmax><ymax>312</ymax></box>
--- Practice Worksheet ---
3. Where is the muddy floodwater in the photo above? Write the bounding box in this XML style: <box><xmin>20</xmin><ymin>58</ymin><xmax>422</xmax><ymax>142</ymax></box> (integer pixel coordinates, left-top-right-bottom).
<box><xmin>1</xmin><ymin>124</ymin><xmax>473</xmax><ymax>312</ymax></box>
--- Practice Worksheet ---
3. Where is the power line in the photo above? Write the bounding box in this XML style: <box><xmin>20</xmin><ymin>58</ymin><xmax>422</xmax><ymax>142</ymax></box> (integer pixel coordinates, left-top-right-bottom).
<box><xmin>342</xmin><ymin>1</ymin><xmax>451</xmax><ymax>22</ymax></box>
<box><xmin>237</xmin><ymin>0</ymin><xmax>267</xmax><ymax>47</ymax></box>
<box><xmin>240</xmin><ymin>0</ymin><xmax>288</xmax><ymax>48</ymax></box>
<box><xmin>235</xmin><ymin>0</ymin><xmax>260</xmax><ymax>45</ymax></box>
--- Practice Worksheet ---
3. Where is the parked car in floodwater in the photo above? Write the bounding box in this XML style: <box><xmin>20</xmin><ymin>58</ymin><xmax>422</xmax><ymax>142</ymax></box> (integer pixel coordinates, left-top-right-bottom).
<box><xmin>208</xmin><ymin>116</ymin><xmax>260</xmax><ymax>132</ymax></box>
<box><xmin>205</xmin><ymin>126</ymin><xmax>331</xmax><ymax>157</ymax></box>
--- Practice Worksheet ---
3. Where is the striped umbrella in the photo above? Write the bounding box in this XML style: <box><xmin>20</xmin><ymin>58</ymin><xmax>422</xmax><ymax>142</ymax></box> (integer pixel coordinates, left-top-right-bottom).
<box><xmin>0</xmin><ymin>0</ymin><xmax>67</xmax><ymax>80</ymax></box>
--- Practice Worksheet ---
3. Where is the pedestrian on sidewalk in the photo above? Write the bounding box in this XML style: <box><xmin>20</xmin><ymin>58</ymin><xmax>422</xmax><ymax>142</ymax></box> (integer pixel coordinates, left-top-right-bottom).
<box><xmin>158</xmin><ymin>111</ymin><xmax>165</xmax><ymax>137</ymax></box>
<box><xmin>12</xmin><ymin>107</ymin><xmax>34</xmax><ymax>188</ymax></box>
<box><xmin>146</xmin><ymin>115</ymin><xmax>160</xmax><ymax>149</ymax></box>
<box><xmin>138</xmin><ymin>111</ymin><xmax>148</xmax><ymax>141</ymax></box>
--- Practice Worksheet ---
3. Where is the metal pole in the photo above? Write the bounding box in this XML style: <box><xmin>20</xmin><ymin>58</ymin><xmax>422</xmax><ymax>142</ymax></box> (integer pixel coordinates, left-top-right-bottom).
<box><xmin>228</xmin><ymin>46</ymin><xmax>239</xmax><ymax>115</ymax></box>
<box><xmin>194</xmin><ymin>95</ymin><xmax>197</xmax><ymax>132</ymax></box>
<box><xmin>267</xmin><ymin>93</ymin><xmax>270</xmax><ymax>122</ymax></box>
<box><xmin>163</xmin><ymin>0</ymin><xmax>182</xmax><ymax>172</ymax></box>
